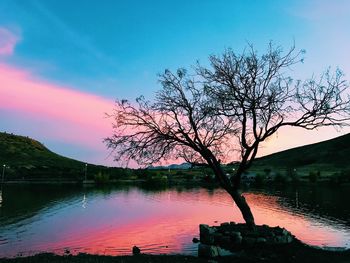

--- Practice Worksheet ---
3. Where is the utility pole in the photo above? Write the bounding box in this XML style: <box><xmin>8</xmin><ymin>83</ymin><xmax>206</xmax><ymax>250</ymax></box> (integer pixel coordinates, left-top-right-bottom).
<box><xmin>1</xmin><ymin>164</ymin><xmax>5</xmax><ymax>184</ymax></box>
<box><xmin>1</xmin><ymin>164</ymin><xmax>5</xmax><ymax>192</ymax></box>
<box><xmin>84</xmin><ymin>163</ymin><xmax>87</xmax><ymax>181</ymax></box>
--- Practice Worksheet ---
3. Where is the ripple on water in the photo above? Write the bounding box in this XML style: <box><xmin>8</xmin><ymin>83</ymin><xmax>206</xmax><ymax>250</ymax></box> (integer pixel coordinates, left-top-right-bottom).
<box><xmin>0</xmin><ymin>185</ymin><xmax>349</xmax><ymax>257</ymax></box>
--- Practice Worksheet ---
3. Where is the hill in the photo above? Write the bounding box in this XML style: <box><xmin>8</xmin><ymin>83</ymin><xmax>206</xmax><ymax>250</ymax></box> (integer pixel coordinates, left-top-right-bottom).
<box><xmin>0</xmin><ymin>132</ymin><xmax>85</xmax><ymax>168</ymax></box>
<box><xmin>255</xmin><ymin>133</ymin><xmax>350</xmax><ymax>169</ymax></box>
<box><xmin>0</xmin><ymin>132</ymin><xmax>127</xmax><ymax>181</ymax></box>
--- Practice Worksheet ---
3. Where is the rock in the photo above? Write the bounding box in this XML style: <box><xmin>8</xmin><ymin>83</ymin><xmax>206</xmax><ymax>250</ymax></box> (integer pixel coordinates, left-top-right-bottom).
<box><xmin>199</xmin><ymin>223</ymin><xmax>295</xmax><ymax>253</ymax></box>
<box><xmin>200</xmin><ymin>224</ymin><xmax>210</xmax><ymax>230</ymax></box>
<box><xmin>230</xmin><ymin>231</ymin><xmax>242</xmax><ymax>245</ymax></box>
<box><xmin>274</xmin><ymin>235</ymin><xmax>289</xmax><ymax>244</ymax></box>
<box><xmin>198</xmin><ymin>244</ymin><xmax>219</xmax><ymax>258</ymax></box>
<box><xmin>213</xmin><ymin>232</ymin><xmax>224</xmax><ymax>243</ymax></box>
<box><xmin>217</xmin><ymin>235</ymin><xmax>231</xmax><ymax>248</ymax></box>
<box><xmin>281</xmin><ymin>228</ymin><xmax>290</xmax><ymax>236</ymax></box>
<box><xmin>217</xmin><ymin>246</ymin><xmax>234</xmax><ymax>256</ymax></box>
<box><xmin>256</xmin><ymin>237</ymin><xmax>267</xmax><ymax>244</ymax></box>
<box><xmin>274</xmin><ymin>236</ymin><xmax>282</xmax><ymax>243</ymax></box>
<box><xmin>273</xmin><ymin>226</ymin><xmax>282</xmax><ymax>233</ymax></box>
<box><xmin>200</xmin><ymin>224</ymin><xmax>216</xmax><ymax>244</ymax></box>
<box><xmin>192</xmin><ymin>237</ymin><xmax>199</xmax><ymax>243</ymax></box>
<box><xmin>245</xmin><ymin>231</ymin><xmax>260</xmax><ymax>238</ymax></box>
<box><xmin>132</xmin><ymin>246</ymin><xmax>141</xmax><ymax>255</ymax></box>
<box><xmin>243</xmin><ymin>237</ymin><xmax>256</xmax><ymax>246</ymax></box>
<box><xmin>322</xmin><ymin>246</ymin><xmax>348</xmax><ymax>252</ymax></box>
<box><xmin>266</xmin><ymin>237</ymin><xmax>276</xmax><ymax>245</ymax></box>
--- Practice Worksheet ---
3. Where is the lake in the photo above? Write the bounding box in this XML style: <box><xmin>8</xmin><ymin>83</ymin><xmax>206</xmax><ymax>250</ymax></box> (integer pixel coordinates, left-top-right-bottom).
<box><xmin>0</xmin><ymin>184</ymin><xmax>349</xmax><ymax>257</ymax></box>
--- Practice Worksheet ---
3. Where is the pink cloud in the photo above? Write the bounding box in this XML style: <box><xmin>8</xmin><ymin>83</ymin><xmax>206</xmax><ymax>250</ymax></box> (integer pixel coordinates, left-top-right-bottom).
<box><xmin>1</xmin><ymin>62</ymin><xmax>348</xmax><ymax>166</ymax></box>
<box><xmin>0</xmin><ymin>63</ymin><xmax>116</xmax><ymax>161</ymax></box>
<box><xmin>0</xmin><ymin>27</ymin><xmax>20</xmax><ymax>56</ymax></box>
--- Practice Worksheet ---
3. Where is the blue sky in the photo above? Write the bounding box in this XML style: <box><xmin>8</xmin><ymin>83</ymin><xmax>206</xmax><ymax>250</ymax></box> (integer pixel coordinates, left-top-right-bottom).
<box><xmin>0</xmin><ymin>0</ymin><xmax>350</xmax><ymax>166</ymax></box>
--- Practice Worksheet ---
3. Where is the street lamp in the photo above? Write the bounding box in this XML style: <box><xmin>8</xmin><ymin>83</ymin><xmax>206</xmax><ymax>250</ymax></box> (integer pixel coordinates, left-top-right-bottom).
<box><xmin>84</xmin><ymin>163</ymin><xmax>87</xmax><ymax>181</ymax></box>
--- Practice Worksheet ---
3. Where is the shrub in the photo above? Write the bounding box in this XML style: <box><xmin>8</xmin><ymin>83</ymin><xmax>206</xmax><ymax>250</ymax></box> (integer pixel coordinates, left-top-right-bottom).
<box><xmin>133</xmin><ymin>169</ymin><xmax>152</xmax><ymax>179</ymax></box>
<box><xmin>254</xmin><ymin>173</ymin><xmax>265</xmax><ymax>186</ymax></box>
<box><xmin>309</xmin><ymin>170</ymin><xmax>320</xmax><ymax>183</ymax></box>
<box><xmin>286</xmin><ymin>168</ymin><xmax>299</xmax><ymax>184</ymax></box>
<box><xmin>340</xmin><ymin>170</ymin><xmax>350</xmax><ymax>183</ymax></box>
<box><xmin>145</xmin><ymin>173</ymin><xmax>168</xmax><ymax>185</ymax></box>
<box><xmin>175</xmin><ymin>171</ymin><xmax>186</xmax><ymax>177</ymax></box>
<box><xmin>202</xmin><ymin>174</ymin><xmax>215</xmax><ymax>183</ymax></box>
<box><xmin>330</xmin><ymin>170</ymin><xmax>350</xmax><ymax>185</ymax></box>
<box><xmin>94</xmin><ymin>172</ymin><xmax>110</xmax><ymax>184</ymax></box>
<box><xmin>186</xmin><ymin>172</ymin><xmax>195</xmax><ymax>180</ymax></box>
<box><xmin>263</xmin><ymin>168</ymin><xmax>271</xmax><ymax>175</ymax></box>
<box><xmin>329</xmin><ymin>172</ymin><xmax>341</xmax><ymax>185</ymax></box>
<box><xmin>274</xmin><ymin>173</ymin><xmax>287</xmax><ymax>184</ymax></box>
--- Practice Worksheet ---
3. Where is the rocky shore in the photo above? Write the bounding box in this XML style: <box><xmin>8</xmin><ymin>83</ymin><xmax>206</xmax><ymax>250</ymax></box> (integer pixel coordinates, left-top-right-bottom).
<box><xmin>198</xmin><ymin>222</ymin><xmax>295</xmax><ymax>257</ymax></box>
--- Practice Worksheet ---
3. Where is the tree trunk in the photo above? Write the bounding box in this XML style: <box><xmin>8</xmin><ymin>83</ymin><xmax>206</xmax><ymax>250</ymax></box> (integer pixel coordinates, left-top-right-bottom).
<box><xmin>229</xmin><ymin>188</ymin><xmax>255</xmax><ymax>228</ymax></box>
<box><xmin>208</xmin><ymin>157</ymin><xmax>255</xmax><ymax>228</ymax></box>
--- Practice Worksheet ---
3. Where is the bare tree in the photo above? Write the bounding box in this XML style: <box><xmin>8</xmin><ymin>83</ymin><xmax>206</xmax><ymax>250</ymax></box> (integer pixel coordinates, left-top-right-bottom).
<box><xmin>105</xmin><ymin>44</ymin><xmax>350</xmax><ymax>228</ymax></box>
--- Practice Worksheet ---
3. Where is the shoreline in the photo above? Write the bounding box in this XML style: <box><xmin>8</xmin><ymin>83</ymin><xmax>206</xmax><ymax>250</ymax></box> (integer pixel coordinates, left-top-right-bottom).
<box><xmin>1</xmin><ymin>179</ymin><xmax>146</xmax><ymax>185</ymax></box>
<box><xmin>2</xmin><ymin>179</ymin><xmax>349</xmax><ymax>187</ymax></box>
<box><xmin>1</xmin><ymin>242</ymin><xmax>350</xmax><ymax>263</ymax></box>
<box><xmin>0</xmin><ymin>179</ymin><xmax>218</xmax><ymax>188</ymax></box>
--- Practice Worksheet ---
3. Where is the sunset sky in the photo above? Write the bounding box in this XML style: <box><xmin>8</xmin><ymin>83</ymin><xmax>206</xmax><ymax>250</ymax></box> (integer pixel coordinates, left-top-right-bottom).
<box><xmin>1</xmin><ymin>0</ymin><xmax>350</xmax><ymax>166</ymax></box>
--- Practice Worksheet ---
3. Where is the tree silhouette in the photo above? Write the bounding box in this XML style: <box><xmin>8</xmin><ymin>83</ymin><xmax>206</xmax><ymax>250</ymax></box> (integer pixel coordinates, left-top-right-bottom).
<box><xmin>105</xmin><ymin>44</ymin><xmax>350</xmax><ymax>227</ymax></box>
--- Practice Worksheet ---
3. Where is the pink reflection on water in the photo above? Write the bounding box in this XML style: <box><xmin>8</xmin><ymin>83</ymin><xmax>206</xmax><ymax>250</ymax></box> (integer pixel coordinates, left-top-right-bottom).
<box><xmin>0</xmin><ymin>188</ymin><xmax>349</xmax><ymax>257</ymax></box>
<box><xmin>246</xmin><ymin>194</ymin><xmax>346</xmax><ymax>247</ymax></box>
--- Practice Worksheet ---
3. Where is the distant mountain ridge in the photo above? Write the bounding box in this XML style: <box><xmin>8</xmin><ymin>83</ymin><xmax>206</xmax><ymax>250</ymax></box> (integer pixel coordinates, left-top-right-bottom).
<box><xmin>148</xmin><ymin>162</ymin><xmax>192</xmax><ymax>170</ymax></box>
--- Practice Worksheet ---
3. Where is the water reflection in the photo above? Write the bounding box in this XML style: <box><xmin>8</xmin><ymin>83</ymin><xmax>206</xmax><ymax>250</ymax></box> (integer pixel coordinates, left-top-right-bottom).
<box><xmin>82</xmin><ymin>195</ymin><xmax>87</xmax><ymax>209</ymax></box>
<box><xmin>0</xmin><ymin>185</ymin><xmax>349</xmax><ymax>257</ymax></box>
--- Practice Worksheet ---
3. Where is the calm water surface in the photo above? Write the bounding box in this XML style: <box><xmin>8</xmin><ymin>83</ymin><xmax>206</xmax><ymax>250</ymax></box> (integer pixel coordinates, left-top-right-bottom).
<box><xmin>0</xmin><ymin>184</ymin><xmax>349</xmax><ymax>257</ymax></box>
